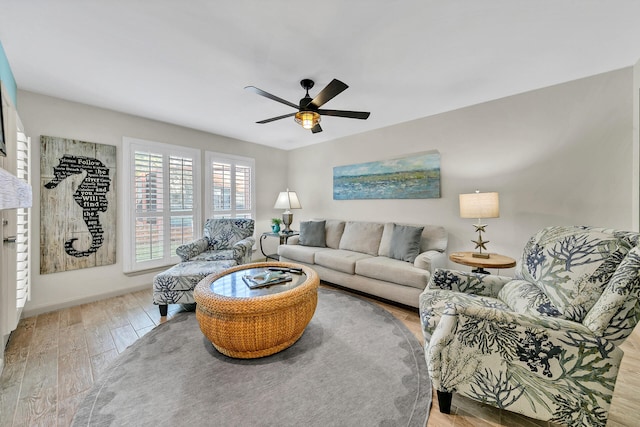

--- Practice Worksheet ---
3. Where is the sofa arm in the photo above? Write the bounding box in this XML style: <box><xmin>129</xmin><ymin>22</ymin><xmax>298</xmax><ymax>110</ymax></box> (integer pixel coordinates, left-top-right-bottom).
<box><xmin>176</xmin><ymin>237</ymin><xmax>209</xmax><ymax>262</ymax></box>
<box><xmin>427</xmin><ymin>268</ymin><xmax>512</xmax><ymax>298</ymax></box>
<box><xmin>233</xmin><ymin>237</ymin><xmax>256</xmax><ymax>264</ymax></box>
<box><xmin>414</xmin><ymin>250</ymin><xmax>446</xmax><ymax>272</ymax></box>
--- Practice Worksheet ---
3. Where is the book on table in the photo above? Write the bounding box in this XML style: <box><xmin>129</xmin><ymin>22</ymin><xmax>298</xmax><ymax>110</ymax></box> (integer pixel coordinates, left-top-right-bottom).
<box><xmin>243</xmin><ymin>270</ymin><xmax>292</xmax><ymax>289</ymax></box>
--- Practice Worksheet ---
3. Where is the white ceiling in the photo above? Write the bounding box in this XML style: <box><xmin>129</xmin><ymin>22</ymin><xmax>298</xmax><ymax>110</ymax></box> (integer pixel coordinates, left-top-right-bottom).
<box><xmin>1</xmin><ymin>1</ymin><xmax>640</xmax><ymax>150</ymax></box>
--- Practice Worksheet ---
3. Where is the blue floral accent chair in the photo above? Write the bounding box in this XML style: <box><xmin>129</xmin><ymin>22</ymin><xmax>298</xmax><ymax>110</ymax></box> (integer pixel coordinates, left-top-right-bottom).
<box><xmin>153</xmin><ymin>218</ymin><xmax>255</xmax><ymax>316</ymax></box>
<box><xmin>419</xmin><ymin>226</ymin><xmax>640</xmax><ymax>427</ymax></box>
<box><xmin>176</xmin><ymin>218</ymin><xmax>255</xmax><ymax>265</ymax></box>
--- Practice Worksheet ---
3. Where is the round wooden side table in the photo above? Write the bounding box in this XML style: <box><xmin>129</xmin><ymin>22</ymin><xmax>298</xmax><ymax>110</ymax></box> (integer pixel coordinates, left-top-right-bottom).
<box><xmin>449</xmin><ymin>251</ymin><xmax>516</xmax><ymax>274</ymax></box>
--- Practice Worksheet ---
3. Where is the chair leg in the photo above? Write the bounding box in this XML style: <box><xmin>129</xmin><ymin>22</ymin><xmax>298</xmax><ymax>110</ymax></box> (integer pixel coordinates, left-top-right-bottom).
<box><xmin>437</xmin><ymin>390</ymin><xmax>452</xmax><ymax>414</ymax></box>
<box><xmin>159</xmin><ymin>304</ymin><xmax>168</xmax><ymax>317</ymax></box>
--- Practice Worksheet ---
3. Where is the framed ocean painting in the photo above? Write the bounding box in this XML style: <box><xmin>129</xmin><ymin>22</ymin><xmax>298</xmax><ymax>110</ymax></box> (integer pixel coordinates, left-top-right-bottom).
<box><xmin>333</xmin><ymin>150</ymin><xmax>441</xmax><ymax>200</ymax></box>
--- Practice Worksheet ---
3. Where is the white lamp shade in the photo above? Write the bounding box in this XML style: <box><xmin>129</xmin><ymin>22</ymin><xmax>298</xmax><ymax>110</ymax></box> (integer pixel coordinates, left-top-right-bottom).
<box><xmin>0</xmin><ymin>167</ymin><xmax>32</xmax><ymax>210</ymax></box>
<box><xmin>459</xmin><ymin>192</ymin><xmax>499</xmax><ymax>219</ymax></box>
<box><xmin>273</xmin><ymin>189</ymin><xmax>301</xmax><ymax>210</ymax></box>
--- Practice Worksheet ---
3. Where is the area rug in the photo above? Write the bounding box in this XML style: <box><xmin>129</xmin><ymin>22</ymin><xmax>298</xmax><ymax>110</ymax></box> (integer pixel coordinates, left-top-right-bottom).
<box><xmin>72</xmin><ymin>288</ymin><xmax>431</xmax><ymax>426</ymax></box>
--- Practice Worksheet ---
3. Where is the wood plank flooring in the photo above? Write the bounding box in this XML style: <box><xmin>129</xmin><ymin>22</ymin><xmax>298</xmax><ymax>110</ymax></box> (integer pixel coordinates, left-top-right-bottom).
<box><xmin>1</xmin><ymin>284</ymin><xmax>639</xmax><ymax>426</ymax></box>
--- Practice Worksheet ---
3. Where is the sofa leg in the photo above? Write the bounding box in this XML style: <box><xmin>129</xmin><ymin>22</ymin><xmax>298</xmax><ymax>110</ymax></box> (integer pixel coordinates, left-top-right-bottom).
<box><xmin>437</xmin><ymin>390</ymin><xmax>452</xmax><ymax>414</ymax></box>
<box><xmin>159</xmin><ymin>305</ymin><xmax>168</xmax><ymax>317</ymax></box>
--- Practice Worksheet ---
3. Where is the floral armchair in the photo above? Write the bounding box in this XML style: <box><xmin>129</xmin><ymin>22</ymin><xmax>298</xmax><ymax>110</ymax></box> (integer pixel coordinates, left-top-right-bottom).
<box><xmin>176</xmin><ymin>218</ymin><xmax>255</xmax><ymax>265</ymax></box>
<box><xmin>419</xmin><ymin>226</ymin><xmax>640</xmax><ymax>426</ymax></box>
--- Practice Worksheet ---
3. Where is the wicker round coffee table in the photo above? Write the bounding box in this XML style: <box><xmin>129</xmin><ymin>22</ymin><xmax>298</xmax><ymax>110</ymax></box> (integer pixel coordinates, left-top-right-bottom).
<box><xmin>193</xmin><ymin>262</ymin><xmax>319</xmax><ymax>359</ymax></box>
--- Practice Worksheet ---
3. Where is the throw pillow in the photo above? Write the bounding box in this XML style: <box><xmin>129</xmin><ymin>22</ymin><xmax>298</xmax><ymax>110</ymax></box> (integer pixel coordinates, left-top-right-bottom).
<box><xmin>378</xmin><ymin>223</ymin><xmax>395</xmax><ymax>257</ymax></box>
<box><xmin>389</xmin><ymin>224</ymin><xmax>424</xmax><ymax>263</ymax></box>
<box><xmin>299</xmin><ymin>220</ymin><xmax>327</xmax><ymax>247</ymax></box>
<box><xmin>338</xmin><ymin>221</ymin><xmax>385</xmax><ymax>256</ymax></box>
<box><xmin>325</xmin><ymin>220</ymin><xmax>346</xmax><ymax>249</ymax></box>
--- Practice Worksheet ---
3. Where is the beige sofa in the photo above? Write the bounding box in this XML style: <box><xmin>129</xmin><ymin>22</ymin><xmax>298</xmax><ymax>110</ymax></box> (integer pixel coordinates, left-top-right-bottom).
<box><xmin>278</xmin><ymin>220</ymin><xmax>447</xmax><ymax>308</ymax></box>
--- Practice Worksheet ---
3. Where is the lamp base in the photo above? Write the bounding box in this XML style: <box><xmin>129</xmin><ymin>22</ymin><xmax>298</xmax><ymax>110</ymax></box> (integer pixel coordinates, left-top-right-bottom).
<box><xmin>472</xmin><ymin>252</ymin><xmax>490</xmax><ymax>259</ymax></box>
<box><xmin>282</xmin><ymin>213</ymin><xmax>293</xmax><ymax>233</ymax></box>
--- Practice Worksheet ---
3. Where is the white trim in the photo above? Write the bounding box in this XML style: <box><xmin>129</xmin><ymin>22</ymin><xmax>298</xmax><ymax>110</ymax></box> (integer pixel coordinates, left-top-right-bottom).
<box><xmin>122</xmin><ymin>137</ymin><xmax>201</xmax><ymax>273</ymax></box>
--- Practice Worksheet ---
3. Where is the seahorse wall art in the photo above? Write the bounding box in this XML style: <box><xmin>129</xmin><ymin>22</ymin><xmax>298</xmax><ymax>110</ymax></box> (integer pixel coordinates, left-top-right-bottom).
<box><xmin>40</xmin><ymin>136</ymin><xmax>116</xmax><ymax>274</ymax></box>
<box><xmin>44</xmin><ymin>154</ymin><xmax>110</xmax><ymax>257</ymax></box>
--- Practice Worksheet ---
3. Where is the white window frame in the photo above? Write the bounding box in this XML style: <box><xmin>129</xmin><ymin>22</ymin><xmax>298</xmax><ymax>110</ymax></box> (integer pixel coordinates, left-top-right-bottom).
<box><xmin>205</xmin><ymin>151</ymin><xmax>256</xmax><ymax>219</ymax></box>
<box><xmin>122</xmin><ymin>137</ymin><xmax>201</xmax><ymax>273</ymax></box>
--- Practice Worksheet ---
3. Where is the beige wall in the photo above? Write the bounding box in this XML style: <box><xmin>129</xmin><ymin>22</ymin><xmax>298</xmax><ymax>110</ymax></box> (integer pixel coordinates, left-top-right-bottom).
<box><xmin>287</xmin><ymin>68</ymin><xmax>634</xmax><ymax>274</ymax></box>
<box><xmin>17</xmin><ymin>66</ymin><xmax>635</xmax><ymax>315</ymax></box>
<box><xmin>18</xmin><ymin>90</ymin><xmax>288</xmax><ymax>316</ymax></box>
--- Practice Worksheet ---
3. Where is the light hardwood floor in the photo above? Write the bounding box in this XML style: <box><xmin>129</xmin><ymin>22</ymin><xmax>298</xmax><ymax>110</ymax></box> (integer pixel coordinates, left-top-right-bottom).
<box><xmin>1</xmin><ymin>284</ymin><xmax>639</xmax><ymax>426</ymax></box>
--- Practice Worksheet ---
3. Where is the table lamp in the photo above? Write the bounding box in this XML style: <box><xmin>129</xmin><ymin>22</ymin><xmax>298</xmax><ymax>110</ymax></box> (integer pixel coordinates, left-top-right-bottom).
<box><xmin>273</xmin><ymin>188</ymin><xmax>301</xmax><ymax>233</ymax></box>
<box><xmin>459</xmin><ymin>190</ymin><xmax>499</xmax><ymax>258</ymax></box>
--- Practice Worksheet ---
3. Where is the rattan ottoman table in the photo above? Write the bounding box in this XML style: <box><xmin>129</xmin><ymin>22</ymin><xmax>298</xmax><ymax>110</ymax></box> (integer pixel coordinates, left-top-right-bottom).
<box><xmin>193</xmin><ymin>262</ymin><xmax>319</xmax><ymax>359</ymax></box>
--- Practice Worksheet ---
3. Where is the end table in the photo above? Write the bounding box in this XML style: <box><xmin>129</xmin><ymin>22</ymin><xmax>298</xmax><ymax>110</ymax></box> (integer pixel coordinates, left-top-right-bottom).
<box><xmin>449</xmin><ymin>251</ymin><xmax>516</xmax><ymax>274</ymax></box>
<box><xmin>260</xmin><ymin>231</ymin><xmax>299</xmax><ymax>261</ymax></box>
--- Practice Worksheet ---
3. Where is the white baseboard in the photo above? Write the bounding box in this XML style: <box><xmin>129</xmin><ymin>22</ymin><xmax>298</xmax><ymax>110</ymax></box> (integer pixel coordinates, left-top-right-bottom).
<box><xmin>21</xmin><ymin>283</ymin><xmax>152</xmax><ymax>318</ymax></box>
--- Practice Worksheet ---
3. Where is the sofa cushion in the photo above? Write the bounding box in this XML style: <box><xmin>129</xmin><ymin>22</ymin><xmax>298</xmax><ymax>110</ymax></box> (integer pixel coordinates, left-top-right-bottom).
<box><xmin>277</xmin><ymin>244</ymin><xmax>328</xmax><ymax>264</ymax></box>
<box><xmin>339</xmin><ymin>221</ymin><xmax>384</xmax><ymax>256</ymax></box>
<box><xmin>315</xmin><ymin>249</ymin><xmax>372</xmax><ymax>274</ymax></box>
<box><xmin>325</xmin><ymin>220</ymin><xmax>346</xmax><ymax>249</ymax></box>
<box><xmin>378</xmin><ymin>223</ymin><xmax>395</xmax><ymax>257</ymax></box>
<box><xmin>299</xmin><ymin>220</ymin><xmax>326</xmax><ymax>247</ymax></box>
<box><xmin>420</xmin><ymin>225</ymin><xmax>448</xmax><ymax>252</ymax></box>
<box><xmin>356</xmin><ymin>256</ymin><xmax>430</xmax><ymax>289</ymax></box>
<box><xmin>389</xmin><ymin>224</ymin><xmax>424</xmax><ymax>263</ymax></box>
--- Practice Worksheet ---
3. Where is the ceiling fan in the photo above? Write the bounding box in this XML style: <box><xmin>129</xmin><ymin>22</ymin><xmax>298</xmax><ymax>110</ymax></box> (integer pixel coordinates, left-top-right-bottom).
<box><xmin>245</xmin><ymin>78</ymin><xmax>370</xmax><ymax>133</ymax></box>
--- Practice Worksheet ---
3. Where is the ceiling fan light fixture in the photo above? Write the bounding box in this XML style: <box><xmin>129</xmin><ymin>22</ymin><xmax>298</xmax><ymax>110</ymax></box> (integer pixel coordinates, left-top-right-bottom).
<box><xmin>294</xmin><ymin>111</ymin><xmax>320</xmax><ymax>129</ymax></box>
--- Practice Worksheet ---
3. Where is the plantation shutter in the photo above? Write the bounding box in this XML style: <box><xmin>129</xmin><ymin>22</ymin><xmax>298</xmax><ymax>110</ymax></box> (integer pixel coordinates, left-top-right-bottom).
<box><xmin>208</xmin><ymin>153</ymin><xmax>254</xmax><ymax>219</ymax></box>
<box><xmin>134</xmin><ymin>151</ymin><xmax>165</xmax><ymax>262</ymax></box>
<box><xmin>15</xmin><ymin>131</ymin><xmax>30</xmax><ymax>312</ymax></box>
<box><xmin>168</xmin><ymin>156</ymin><xmax>194</xmax><ymax>255</ymax></box>
<box><xmin>125</xmin><ymin>138</ymin><xmax>200</xmax><ymax>272</ymax></box>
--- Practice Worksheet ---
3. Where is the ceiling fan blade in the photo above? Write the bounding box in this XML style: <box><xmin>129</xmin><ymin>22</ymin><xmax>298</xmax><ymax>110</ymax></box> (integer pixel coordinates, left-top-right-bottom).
<box><xmin>256</xmin><ymin>112</ymin><xmax>297</xmax><ymax>124</ymax></box>
<box><xmin>245</xmin><ymin>86</ymin><xmax>299</xmax><ymax>109</ymax></box>
<box><xmin>318</xmin><ymin>109</ymin><xmax>370</xmax><ymax>120</ymax></box>
<box><xmin>311</xmin><ymin>123</ymin><xmax>323</xmax><ymax>133</ymax></box>
<box><xmin>308</xmin><ymin>79</ymin><xmax>349</xmax><ymax>108</ymax></box>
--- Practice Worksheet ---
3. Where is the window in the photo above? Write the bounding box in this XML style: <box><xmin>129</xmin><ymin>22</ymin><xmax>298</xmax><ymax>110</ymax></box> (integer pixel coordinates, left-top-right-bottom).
<box><xmin>205</xmin><ymin>152</ymin><xmax>255</xmax><ymax>219</ymax></box>
<box><xmin>123</xmin><ymin>138</ymin><xmax>200</xmax><ymax>272</ymax></box>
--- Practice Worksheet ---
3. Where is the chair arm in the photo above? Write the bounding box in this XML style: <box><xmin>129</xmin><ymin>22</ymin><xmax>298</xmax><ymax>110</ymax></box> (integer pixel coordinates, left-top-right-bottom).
<box><xmin>176</xmin><ymin>237</ymin><xmax>209</xmax><ymax>262</ymax></box>
<box><xmin>233</xmin><ymin>237</ymin><xmax>256</xmax><ymax>263</ymax></box>
<box><xmin>427</xmin><ymin>268</ymin><xmax>512</xmax><ymax>298</ymax></box>
<box><xmin>414</xmin><ymin>250</ymin><xmax>446</xmax><ymax>272</ymax></box>
<box><xmin>455</xmin><ymin>304</ymin><xmax>593</xmax><ymax>335</ymax></box>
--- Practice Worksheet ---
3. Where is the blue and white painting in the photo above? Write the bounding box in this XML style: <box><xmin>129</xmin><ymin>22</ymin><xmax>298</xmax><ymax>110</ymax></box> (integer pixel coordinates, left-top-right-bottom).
<box><xmin>333</xmin><ymin>151</ymin><xmax>440</xmax><ymax>200</ymax></box>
